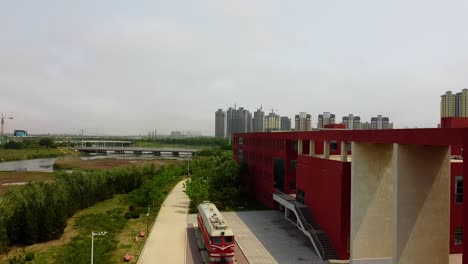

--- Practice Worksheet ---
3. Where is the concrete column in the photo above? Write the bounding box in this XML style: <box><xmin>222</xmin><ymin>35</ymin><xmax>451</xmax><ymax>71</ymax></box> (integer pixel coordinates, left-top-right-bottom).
<box><xmin>393</xmin><ymin>144</ymin><xmax>449</xmax><ymax>264</ymax></box>
<box><xmin>340</xmin><ymin>141</ymin><xmax>348</xmax><ymax>162</ymax></box>
<box><xmin>298</xmin><ymin>139</ymin><xmax>303</xmax><ymax>155</ymax></box>
<box><xmin>323</xmin><ymin>141</ymin><xmax>330</xmax><ymax>159</ymax></box>
<box><xmin>351</xmin><ymin>143</ymin><xmax>393</xmax><ymax>263</ymax></box>
<box><xmin>309</xmin><ymin>140</ymin><xmax>315</xmax><ymax>156</ymax></box>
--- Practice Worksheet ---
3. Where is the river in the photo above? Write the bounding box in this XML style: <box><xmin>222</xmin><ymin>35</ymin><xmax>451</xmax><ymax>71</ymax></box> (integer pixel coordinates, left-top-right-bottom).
<box><xmin>0</xmin><ymin>154</ymin><xmax>190</xmax><ymax>172</ymax></box>
<box><xmin>0</xmin><ymin>158</ymin><xmax>57</xmax><ymax>172</ymax></box>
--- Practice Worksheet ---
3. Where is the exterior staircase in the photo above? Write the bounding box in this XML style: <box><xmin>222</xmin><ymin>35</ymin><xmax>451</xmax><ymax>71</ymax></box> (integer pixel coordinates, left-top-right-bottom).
<box><xmin>273</xmin><ymin>190</ymin><xmax>339</xmax><ymax>260</ymax></box>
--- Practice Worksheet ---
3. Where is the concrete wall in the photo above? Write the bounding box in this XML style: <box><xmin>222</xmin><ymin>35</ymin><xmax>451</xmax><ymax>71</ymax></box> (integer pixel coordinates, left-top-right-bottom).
<box><xmin>351</xmin><ymin>143</ymin><xmax>394</xmax><ymax>261</ymax></box>
<box><xmin>393</xmin><ymin>145</ymin><xmax>450</xmax><ymax>264</ymax></box>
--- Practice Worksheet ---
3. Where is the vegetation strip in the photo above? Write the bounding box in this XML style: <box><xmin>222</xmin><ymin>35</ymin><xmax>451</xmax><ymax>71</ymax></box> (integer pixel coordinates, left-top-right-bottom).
<box><xmin>1</xmin><ymin>164</ymin><xmax>186</xmax><ymax>263</ymax></box>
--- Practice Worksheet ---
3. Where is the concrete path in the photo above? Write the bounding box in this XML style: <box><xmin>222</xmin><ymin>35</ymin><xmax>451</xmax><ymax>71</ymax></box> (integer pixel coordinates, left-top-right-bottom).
<box><xmin>138</xmin><ymin>180</ymin><xmax>189</xmax><ymax>264</ymax></box>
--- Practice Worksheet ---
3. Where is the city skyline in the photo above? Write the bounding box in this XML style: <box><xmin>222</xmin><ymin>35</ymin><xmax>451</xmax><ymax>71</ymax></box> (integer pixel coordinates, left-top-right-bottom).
<box><xmin>2</xmin><ymin>1</ymin><xmax>468</xmax><ymax>135</ymax></box>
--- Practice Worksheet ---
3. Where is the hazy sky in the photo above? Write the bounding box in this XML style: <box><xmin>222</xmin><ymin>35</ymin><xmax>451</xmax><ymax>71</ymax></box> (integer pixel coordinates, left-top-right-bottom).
<box><xmin>2</xmin><ymin>1</ymin><xmax>468</xmax><ymax>136</ymax></box>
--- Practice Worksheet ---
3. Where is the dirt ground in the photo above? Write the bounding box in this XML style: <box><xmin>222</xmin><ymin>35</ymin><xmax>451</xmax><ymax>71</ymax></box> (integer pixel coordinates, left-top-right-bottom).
<box><xmin>0</xmin><ymin>171</ymin><xmax>55</xmax><ymax>194</ymax></box>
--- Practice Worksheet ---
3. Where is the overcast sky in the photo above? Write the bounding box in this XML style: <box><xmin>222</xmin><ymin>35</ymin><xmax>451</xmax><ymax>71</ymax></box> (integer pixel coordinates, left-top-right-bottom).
<box><xmin>1</xmin><ymin>1</ymin><xmax>468</xmax><ymax>136</ymax></box>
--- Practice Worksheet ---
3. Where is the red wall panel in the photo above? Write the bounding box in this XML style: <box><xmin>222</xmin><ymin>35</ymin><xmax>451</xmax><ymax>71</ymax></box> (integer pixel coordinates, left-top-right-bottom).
<box><xmin>296</xmin><ymin>155</ymin><xmax>351</xmax><ymax>259</ymax></box>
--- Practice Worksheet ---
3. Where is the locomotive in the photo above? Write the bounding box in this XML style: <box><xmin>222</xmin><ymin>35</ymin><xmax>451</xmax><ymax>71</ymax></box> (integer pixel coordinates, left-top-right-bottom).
<box><xmin>197</xmin><ymin>202</ymin><xmax>235</xmax><ymax>263</ymax></box>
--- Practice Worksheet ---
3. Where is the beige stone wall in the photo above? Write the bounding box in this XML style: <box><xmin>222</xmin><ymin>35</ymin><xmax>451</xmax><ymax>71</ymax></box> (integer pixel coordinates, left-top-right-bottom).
<box><xmin>393</xmin><ymin>144</ymin><xmax>450</xmax><ymax>264</ymax></box>
<box><xmin>351</xmin><ymin>143</ymin><xmax>394</xmax><ymax>260</ymax></box>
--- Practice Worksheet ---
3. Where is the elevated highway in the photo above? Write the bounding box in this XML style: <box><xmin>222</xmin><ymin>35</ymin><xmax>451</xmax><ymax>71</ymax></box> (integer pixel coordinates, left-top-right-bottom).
<box><xmin>74</xmin><ymin>147</ymin><xmax>198</xmax><ymax>156</ymax></box>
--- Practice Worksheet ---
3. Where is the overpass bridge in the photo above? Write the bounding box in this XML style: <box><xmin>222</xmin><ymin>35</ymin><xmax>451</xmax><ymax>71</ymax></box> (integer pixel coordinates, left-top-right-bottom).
<box><xmin>74</xmin><ymin>147</ymin><xmax>198</xmax><ymax>156</ymax></box>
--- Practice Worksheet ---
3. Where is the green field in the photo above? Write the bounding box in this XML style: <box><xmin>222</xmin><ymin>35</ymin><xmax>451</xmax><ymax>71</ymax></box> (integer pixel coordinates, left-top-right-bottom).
<box><xmin>0</xmin><ymin>148</ymin><xmax>76</xmax><ymax>162</ymax></box>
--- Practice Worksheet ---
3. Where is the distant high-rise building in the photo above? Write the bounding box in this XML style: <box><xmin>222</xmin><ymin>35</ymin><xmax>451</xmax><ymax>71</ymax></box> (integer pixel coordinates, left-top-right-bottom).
<box><xmin>441</xmin><ymin>91</ymin><xmax>456</xmax><ymax>118</ymax></box>
<box><xmin>215</xmin><ymin>109</ymin><xmax>226</xmax><ymax>138</ymax></box>
<box><xmin>441</xmin><ymin>89</ymin><xmax>468</xmax><ymax>118</ymax></box>
<box><xmin>280</xmin><ymin>116</ymin><xmax>291</xmax><ymax>131</ymax></box>
<box><xmin>342</xmin><ymin>114</ymin><xmax>361</xmax><ymax>130</ymax></box>
<box><xmin>265</xmin><ymin>112</ymin><xmax>281</xmax><ymax>132</ymax></box>
<box><xmin>458</xmin><ymin>89</ymin><xmax>468</xmax><ymax>117</ymax></box>
<box><xmin>295</xmin><ymin>112</ymin><xmax>312</xmax><ymax>131</ymax></box>
<box><xmin>226</xmin><ymin>106</ymin><xmax>252</xmax><ymax>141</ymax></box>
<box><xmin>317</xmin><ymin>112</ymin><xmax>335</xmax><ymax>129</ymax></box>
<box><xmin>370</xmin><ymin>115</ymin><xmax>393</xmax><ymax>129</ymax></box>
<box><xmin>253</xmin><ymin>108</ymin><xmax>265</xmax><ymax>132</ymax></box>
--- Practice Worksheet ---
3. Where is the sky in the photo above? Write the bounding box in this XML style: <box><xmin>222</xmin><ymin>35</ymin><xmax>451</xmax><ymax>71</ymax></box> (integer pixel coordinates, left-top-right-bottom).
<box><xmin>1</xmin><ymin>0</ymin><xmax>468</xmax><ymax>136</ymax></box>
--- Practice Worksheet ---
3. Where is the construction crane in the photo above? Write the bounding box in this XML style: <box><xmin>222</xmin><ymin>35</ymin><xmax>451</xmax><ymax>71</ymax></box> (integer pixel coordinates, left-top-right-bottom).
<box><xmin>1</xmin><ymin>113</ymin><xmax>13</xmax><ymax>136</ymax></box>
<box><xmin>266</xmin><ymin>107</ymin><xmax>279</xmax><ymax>114</ymax></box>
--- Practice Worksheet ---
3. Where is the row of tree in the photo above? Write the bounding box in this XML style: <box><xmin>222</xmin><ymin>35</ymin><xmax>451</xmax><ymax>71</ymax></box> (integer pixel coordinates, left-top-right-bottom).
<box><xmin>185</xmin><ymin>150</ymin><xmax>242</xmax><ymax>211</ymax></box>
<box><xmin>0</xmin><ymin>165</ymin><xmax>162</xmax><ymax>253</ymax></box>
<box><xmin>141</xmin><ymin>137</ymin><xmax>230</xmax><ymax>148</ymax></box>
<box><xmin>3</xmin><ymin>138</ymin><xmax>55</xmax><ymax>149</ymax></box>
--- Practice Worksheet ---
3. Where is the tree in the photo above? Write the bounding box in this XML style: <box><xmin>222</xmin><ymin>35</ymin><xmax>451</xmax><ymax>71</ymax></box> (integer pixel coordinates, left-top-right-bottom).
<box><xmin>38</xmin><ymin>138</ymin><xmax>55</xmax><ymax>148</ymax></box>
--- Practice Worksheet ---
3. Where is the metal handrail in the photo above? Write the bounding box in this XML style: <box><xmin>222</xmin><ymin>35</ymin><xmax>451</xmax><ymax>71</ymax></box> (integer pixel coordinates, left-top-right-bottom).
<box><xmin>273</xmin><ymin>189</ymin><xmax>295</xmax><ymax>203</ymax></box>
<box><xmin>273</xmin><ymin>189</ymin><xmax>327</xmax><ymax>259</ymax></box>
<box><xmin>295</xmin><ymin>205</ymin><xmax>327</xmax><ymax>259</ymax></box>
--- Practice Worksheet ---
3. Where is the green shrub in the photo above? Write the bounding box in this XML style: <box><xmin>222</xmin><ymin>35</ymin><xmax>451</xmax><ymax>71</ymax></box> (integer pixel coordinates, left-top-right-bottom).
<box><xmin>131</xmin><ymin>211</ymin><xmax>140</xmax><ymax>219</ymax></box>
<box><xmin>25</xmin><ymin>252</ymin><xmax>35</xmax><ymax>261</ymax></box>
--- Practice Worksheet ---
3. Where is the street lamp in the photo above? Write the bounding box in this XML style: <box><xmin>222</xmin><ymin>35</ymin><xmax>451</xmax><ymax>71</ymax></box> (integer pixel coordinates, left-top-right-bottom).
<box><xmin>186</xmin><ymin>131</ymin><xmax>191</xmax><ymax>176</ymax></box>
<box><xmin>91</xmin><ymin>231</ymin><xmax>107</xmax><ymax>264</ymax></box>
<box><xmin>146</xmin><ymin>205</ymin><xmax>150</xmax><ymax>235</ymax></box>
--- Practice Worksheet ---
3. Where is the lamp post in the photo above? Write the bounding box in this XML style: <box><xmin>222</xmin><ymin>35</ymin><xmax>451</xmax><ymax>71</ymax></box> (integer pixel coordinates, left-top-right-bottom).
<box><xmin>91</xmin><ymin>231</ymin><xmax>107</xmax><ymax>264</ymax></box>
<box><xmin>146</xmin><ymin>205</ymin><xmax>150</xmax><ymax>235</ymax></box>
<box><xmin>186</xmin><ymin>131</ymin><xmax>191</xmax><ymax>176</ymax></box>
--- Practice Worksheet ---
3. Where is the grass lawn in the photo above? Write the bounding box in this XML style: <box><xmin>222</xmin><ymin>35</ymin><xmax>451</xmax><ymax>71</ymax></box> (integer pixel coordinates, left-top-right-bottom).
<box><xmin>53</xmin><ymin>157</ymin><xmax>183</xmax><ymax>171</ymax></box>
<box><xmin>0</xmin><ymin>148</ymin><xmax>76</xmax><ymax>162</ymax></box>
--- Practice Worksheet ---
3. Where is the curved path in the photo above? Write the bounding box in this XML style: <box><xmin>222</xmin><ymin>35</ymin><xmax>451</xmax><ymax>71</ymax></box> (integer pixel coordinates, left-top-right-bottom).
<box><xmin>138</xmin><ymin>180</ymin><xmax>189</xmax><ymax>264</ymax></box>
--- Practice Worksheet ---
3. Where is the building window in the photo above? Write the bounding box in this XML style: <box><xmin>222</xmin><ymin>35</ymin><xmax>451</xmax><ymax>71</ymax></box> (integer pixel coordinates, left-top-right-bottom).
<box><xmin>238</xmin><ymin>150</ymin><xmax>243</xmax><ymax>160</ymax></box>
<box><xmin>455</xmin><ymin>227</ymin><xmax>463</xmax><ymax>244</ymax></box>
<box><xmin>296</xmin><ymin>189</ymin><xmax>305</xmax><ymax>204</ymax></box>
<box><xmin>456</xmin><ymin>176</ymin><xmax>463</xmax><ymax>204</ymax></box>
<box><xmin>290</xmin><ymin>179</ymin><xmax>296</xmax><ymax>190</ymax></box>
<box><xmin>330</xmin><ymin>141</ymin><xmax>338</xmax><ymax>151</ymax></box>
<box><xmin>239</xmin><ymin>137</ymin><xmax>243</xmax><ymax>145</ymax></box>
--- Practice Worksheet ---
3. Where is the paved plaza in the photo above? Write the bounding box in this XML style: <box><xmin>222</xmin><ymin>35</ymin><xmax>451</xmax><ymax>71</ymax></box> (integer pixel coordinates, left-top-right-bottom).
<box><xmin>188</xmin><ymin>210</ymin><xmax>328</xmax><ymax>264</ymax></box>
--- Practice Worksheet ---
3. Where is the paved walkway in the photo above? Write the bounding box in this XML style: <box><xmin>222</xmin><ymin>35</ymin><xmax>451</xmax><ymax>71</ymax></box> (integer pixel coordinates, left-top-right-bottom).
<box><xmin>138</xmin><ymin>180</ymin><xmax>189</xmax><ymax>264</ymax></box>
<box><xmin>187</xmin><ymin>211</ymin><xmax>327</xmax><ymax>264</ymax></box>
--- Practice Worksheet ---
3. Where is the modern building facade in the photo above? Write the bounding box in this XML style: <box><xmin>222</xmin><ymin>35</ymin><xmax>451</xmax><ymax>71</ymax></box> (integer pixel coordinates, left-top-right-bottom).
<box><xmin>253</xmin><ymin>108</ymin><xmax>265</xmax><ymax>132</ymax></box>
<box><xmin>459</xmin><ymin>89</ymin><xmax>468</xmax><ymax>117</ymax></box>
<box><xmin>342</xmin><ymin>114</ymin><xmax>361</xmax><ymax>130</ymax></box>
<box><xmin>370</xmin><ymin>115</ymin><xmax>393</xmax><ymax>129</ymax></box>
<box><xmin>226</xmin><ymin>107</ymin><xmax>252</xmax><ymax>141</ymax></box>
<box><xmin>442</xmin><ymin>91</ymin><xmax>456</xmax><ymax>118</ymax></box>
<box><xmin>215</xmin><ymin>109</ymin><xmax>226</xmax><ymax>138</ymax></box>
<box><xmin>233</xmin><ymin>123</ymin><xmax>468</xmax><ymax>263</ymax></box>
<box><xmin>317</xmin><ymin>112</ymin><xmax>335</xmax><ymax>129</ymax></box>
<box><xmin>295</xmin><ymin>112</ymin><xmax>312</xmax><ymax>131</ymax></box>
<box><xmin>441</xmin><ymin>89</ymin><xmax>468</xmax><ymax>118</ymax></box>
<box><xmin>264</xmin><ymin>112</ymin><xmax>281</xmax><ymax>132</ymax></box>
<box><xmin>280</xmin><ymin>116</ymin><xmax>291</xmax><ymax>131</ymax></box>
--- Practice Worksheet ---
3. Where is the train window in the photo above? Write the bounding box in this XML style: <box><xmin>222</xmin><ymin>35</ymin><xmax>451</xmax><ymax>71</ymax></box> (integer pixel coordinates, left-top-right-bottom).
<box><xmin>224</xmin><ymin>236</ymin><xmax>233</xmax><ymax>243</ymax></box>
<box><xmin>212</xmin><ymin>237</ymin><xmax>222</xmax><ymax>245</ymax></box>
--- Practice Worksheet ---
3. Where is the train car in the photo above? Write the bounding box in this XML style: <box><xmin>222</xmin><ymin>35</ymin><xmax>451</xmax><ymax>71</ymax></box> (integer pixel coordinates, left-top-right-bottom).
<box><xmin>197</xmin><ymin>202</ymin><xmax>235</xmax><ymax>263</ymax></box>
